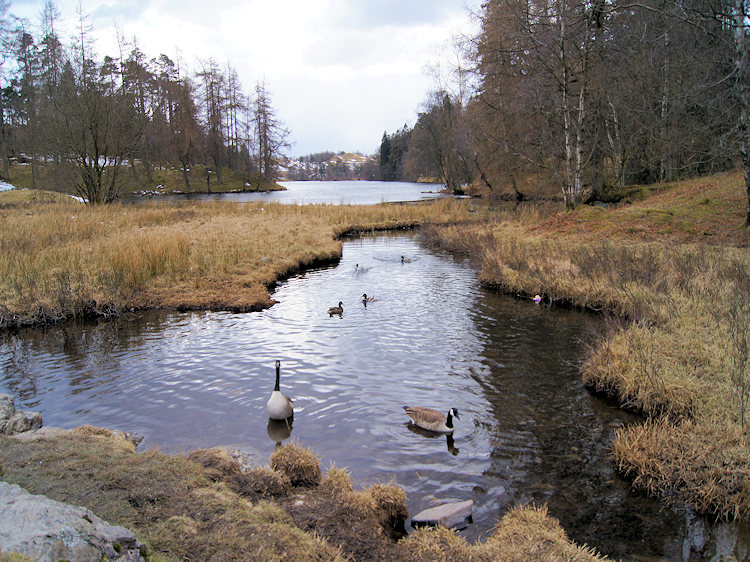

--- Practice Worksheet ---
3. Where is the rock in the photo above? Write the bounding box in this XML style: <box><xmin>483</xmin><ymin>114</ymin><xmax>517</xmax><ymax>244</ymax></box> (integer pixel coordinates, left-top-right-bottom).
<box><xmin>0</xmin><ymin>481</ymin><xmax>144</xmax><ymax>561</ymax></box>
<box><xmin>0</xmin><ymin>394</ymin><xmax>42</xmax><ymax>435</ymax></box>
<box><xmin>9</xmin><ymin>427</ymin><xmax>72</xmax><ymax>442</ymax></box>
<box><xmin>410</xmin><ymin>499</ymin><xmax>474</xmax><ymax>530</ymax></box>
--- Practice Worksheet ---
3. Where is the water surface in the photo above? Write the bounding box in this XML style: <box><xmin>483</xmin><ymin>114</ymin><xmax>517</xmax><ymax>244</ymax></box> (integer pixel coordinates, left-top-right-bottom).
<box><xmin>1</xmin><ymin>234</ymin><xmax>747</xmax><ymax>560</ymax></box>
<box><xmin>145</xmin><ymin>180</ymin><xmax>446</xmax><ymax>205</ymax></box>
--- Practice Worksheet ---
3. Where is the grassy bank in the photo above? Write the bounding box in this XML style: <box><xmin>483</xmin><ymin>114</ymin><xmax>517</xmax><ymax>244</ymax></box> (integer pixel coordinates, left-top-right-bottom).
<box><xmin>2</xmin><ymin>162</ymin><xmax>285</xmax><ymax>198</ymax></box>
<box><xmin>423</xmin><ymin>170</ymin><xmax>750</xmax><ymax>520</ymax></box>
<box><xmin>0</xmin><ymin>429</ymin><xmax>604</xmax><ymax>560</ymax></box>
<box><xmin>0</xmin><ymin>198</ymin><xmax>472</xmax><ymax>329</ymax></box>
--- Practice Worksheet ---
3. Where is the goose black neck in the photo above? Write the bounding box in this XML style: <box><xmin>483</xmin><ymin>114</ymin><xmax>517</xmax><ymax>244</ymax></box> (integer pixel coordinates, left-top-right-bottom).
<box><xmin>446</xmin><ymin>411</ymin><xmax>454</xmax><ymax>428</ymax></box>
<box><xmin>274</xmin><ymin>364</ymin><xmax>280</xmax><ymax>391</ymax></box>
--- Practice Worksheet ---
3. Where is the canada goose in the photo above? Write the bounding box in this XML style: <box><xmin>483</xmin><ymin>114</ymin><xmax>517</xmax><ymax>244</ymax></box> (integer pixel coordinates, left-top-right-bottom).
<box><xmin>401</xmin><ymin>256</ymin><xmax>412</xmax><ymax>263</ymax></box>
<box><xmin>266</xmin><ymin>360</ymin><xmax>294</xmax><ymax>420</ymax></box>
<box><xmin>362</xmin><ymin>293</ymin><xmax>375</xmax><ymax>303</ymax></box>
<box><xmin>403</xmin><ymin>406</ymin><xmax>460</xmax><ymax>434</ymax></box>
<box><xmin>328</xmin><ymin>301</ymin><xmax>343</xmax><ymax>315</ymax></box>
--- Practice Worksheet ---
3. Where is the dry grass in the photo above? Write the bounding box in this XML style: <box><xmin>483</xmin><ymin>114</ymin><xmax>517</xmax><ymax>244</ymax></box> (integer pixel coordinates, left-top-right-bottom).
<box><xmin>0</xmin><ymin>188</ymin><xmax>77</xmax><ymax>206</ymax></box>
<box><xmin>0</xmin><ymin>430</ymin><xmax>604</xmax><ymax>560</ymax></box>
<box><xmin>424</xmin><ymin>170</ymin><xmax>750</xmax><ymax>520</ymax></box>
<box><xmin>612</xmin><ymin>419</ymin><xmax>750</xmax><ymax>520</ymax></box>
<box><xmin>270</xmin><ymin>441</ymin><xmax>322</xmax><ymax>488</ymax></box>
<box><xmin>0</xmin><ymin>433</ymin><xmax>345</xmax><ymax>561</ymax></box>
<box><xmin>403</xmin><ymin>505</ymin><xmax>606</xmax><ymax>561</ymax></box>
<box><xmin>0</xmin><ymin>198</ymin><xmax>474</xmax><ymax>328</ymax></box>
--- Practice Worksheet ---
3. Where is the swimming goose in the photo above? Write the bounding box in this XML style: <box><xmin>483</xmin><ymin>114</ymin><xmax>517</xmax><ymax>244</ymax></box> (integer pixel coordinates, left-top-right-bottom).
<box><xmin>362</xmin><ymin>293</ymin><xmax>376</xmax><ymax>303</ymax></box>
<box><xmin>328</xmin><ymin>301</ymin><xmax>344</xmax><ymax>315</ymax></box>
<box><xmin>401</xmin><ymin>256</ymin><xmax>412</xmax><ymax>263</ymax></box>
<box><xmin>266</xmin><ymin>360</ymin><xmax>294</xmax><ymax>420</ymax></box>
<box><xmin>403</xmin><ymin>406</ymin><xmax>460</xmax><ymax>434</ymax></box>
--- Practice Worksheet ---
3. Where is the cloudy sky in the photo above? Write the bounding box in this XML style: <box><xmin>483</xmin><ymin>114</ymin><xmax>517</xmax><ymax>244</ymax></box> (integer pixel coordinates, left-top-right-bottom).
<box><xmin>8</xmin><ymin>0</ymin><xmax>483</xmax><ymax>157</ymax></box>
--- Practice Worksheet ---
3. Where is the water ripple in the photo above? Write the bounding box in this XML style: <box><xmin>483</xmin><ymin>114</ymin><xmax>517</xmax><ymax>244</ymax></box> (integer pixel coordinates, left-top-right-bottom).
<box><xmin>2</xmin><ymin>233</ymin><xmax>748</xmax><ymax>559</ymax></box>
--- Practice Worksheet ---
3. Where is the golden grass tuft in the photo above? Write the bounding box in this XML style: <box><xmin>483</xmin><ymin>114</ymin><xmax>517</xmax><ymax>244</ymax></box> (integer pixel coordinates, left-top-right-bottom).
<box><xmin>402</xmin><ymin>505</ymin><xmax>606</xmax><ymax>561</ymax></box>
<box><xmin>478</xmin><ymin>504</ymin><xmax>607</xmax><ymax>561</ymax></box>
<box><xmin>320</xmin><ymin>464</ymin><xmax>354</xmax><ymax>494</ymax></box>
<box><xmin>365</xmin><ymin>482</ymin><xmax>408</xmax><ymax>535</ymax></box>
<box><xmin>243</xmin><ymin>466</ymin><xmax>293</xmax><ymax>498</ymax></box>
<box><xmin>270</xmin><ymin>441</ymin><xmax>322</xmax><ymax>487</ymax></box>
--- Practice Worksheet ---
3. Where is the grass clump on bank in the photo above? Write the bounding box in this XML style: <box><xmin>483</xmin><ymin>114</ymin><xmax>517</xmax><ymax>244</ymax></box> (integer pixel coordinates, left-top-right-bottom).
<box><xmin>423</xmin><ymin>170</ymin><xmax>750</xmax><ymax>520</ymax></box>
<box><xmin>0</xmin><ymin>429</ymin><xmax>602</xmax><ymax>560</ymax></box>
<box><xmin>0</xmin><ymin>198</ymin><xmax>473</xmax><ymax>329</ymax></box>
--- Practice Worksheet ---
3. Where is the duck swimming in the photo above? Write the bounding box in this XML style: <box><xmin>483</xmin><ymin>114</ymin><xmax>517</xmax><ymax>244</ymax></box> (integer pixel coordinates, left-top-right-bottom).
<box><xmin>403</xmin><ymin>406</ymin><xmax>460</xmax><ymax>434</ymax></box>
<box><xmin>328</xmin><ymin>301</ymin><xmax>344</xmax><ymax>315</ymax></box>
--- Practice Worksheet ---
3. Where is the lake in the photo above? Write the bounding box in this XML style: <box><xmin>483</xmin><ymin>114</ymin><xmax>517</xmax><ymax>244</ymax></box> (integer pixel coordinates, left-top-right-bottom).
<box><xmin>150</xmin><ymin>180</ymin><xmax>448</xmax><ymax>205</ymax></box>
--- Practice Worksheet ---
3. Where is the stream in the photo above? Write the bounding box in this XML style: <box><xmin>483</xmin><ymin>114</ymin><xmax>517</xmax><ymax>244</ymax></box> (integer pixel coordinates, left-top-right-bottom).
<box><xmin>1</xmin><ymin>233</ymin><xmax>747</xmax><ymax>560</ymax></box>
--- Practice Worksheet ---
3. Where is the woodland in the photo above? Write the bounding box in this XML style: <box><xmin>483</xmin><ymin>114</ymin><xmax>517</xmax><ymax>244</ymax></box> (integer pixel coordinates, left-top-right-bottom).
<box><xmin>0</xmin><ymin>0</ymin><xmax>290</xmax><ymax>202</ymax></box>
<box><xmin>381</xmin><ymin>0</ymin><xmax>750</xmax><ymax>223</ymax></box>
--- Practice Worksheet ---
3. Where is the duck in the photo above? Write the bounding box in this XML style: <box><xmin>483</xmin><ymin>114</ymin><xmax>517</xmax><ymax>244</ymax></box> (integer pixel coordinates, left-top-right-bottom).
<box><xmin>362</xmin><ymin>293</ymin><xmax>376</xmax><ymax>303</ymax></box>
<box><xmin>266</xmin><ymin>360</ymin><xmax>294</xmax><ymax>420</ymax></box>
<box><xmin>328</xmin><ymin>301</ymin><xmax>344</xmax><ymax>315</ymax></box>
<box><xmin>401</xmin><ymin>256</ymin><xmax>412</xmax><ymax>263</ymax></box>
<box><xmin>533</xmin><ymin>294</ymin><xmax>542</xmax><ymax>303</ymax></box>
<box><xmin>403</xmin><ymin>406</ymin><xmax>460</xmax><ymax>434</ymax></box>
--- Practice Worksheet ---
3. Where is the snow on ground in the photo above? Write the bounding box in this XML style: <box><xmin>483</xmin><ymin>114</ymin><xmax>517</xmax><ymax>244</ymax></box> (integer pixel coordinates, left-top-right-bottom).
<box><xmin>0</xmin><ymin>181</ymin><xmax>15</xmax><ymax>192</ymax></box>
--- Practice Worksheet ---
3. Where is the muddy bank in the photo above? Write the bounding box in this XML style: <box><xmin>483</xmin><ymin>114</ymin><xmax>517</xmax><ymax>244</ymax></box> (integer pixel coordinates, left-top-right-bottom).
<box><xmin>0</xmin><ymin>424</ymin><xmax>604</xmax><ymax>561</ymax></box>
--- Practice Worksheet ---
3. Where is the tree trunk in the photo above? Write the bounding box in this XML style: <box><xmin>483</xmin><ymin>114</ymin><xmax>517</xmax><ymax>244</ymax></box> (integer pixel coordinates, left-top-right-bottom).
<box><xmin>732</xmin><ymin>0</ymin><xmax>750</xmax><ymax>227</ymax></box>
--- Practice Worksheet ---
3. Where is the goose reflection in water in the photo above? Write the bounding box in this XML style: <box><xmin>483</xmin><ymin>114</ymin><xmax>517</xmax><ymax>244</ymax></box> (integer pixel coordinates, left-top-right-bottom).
<box><xmin>406</xmin><ymin>423</ymin><xmax>459</xmax><ymax>456</ymax></box>
<box><xmin>267</xmin><ymin>417</ymin><xmax>294</xmax><ymax>446</ymax></box>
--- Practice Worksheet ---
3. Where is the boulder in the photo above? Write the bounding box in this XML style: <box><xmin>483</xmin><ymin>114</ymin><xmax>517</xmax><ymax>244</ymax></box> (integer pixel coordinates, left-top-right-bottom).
<box><xmin>0</xmin><ymin>394</ymin><xmax>42</xmax><ymax>435</ymax></box>
<box><xmin>410</xmin><ymin>499</ymin><xmax>474</xmax><ymax>530</ymax></box>
<box><xmin>0</xmin><ymin>481</ymin><xmax>144</xmax><ymax>561</ymax></box>
<box><xmin>9</xmin><ymin>426</ymin><xmax>72</xmax><ymax>442</ymax></box>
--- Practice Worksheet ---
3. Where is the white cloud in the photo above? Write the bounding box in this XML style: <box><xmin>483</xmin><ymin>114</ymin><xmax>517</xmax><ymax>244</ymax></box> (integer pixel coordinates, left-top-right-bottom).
<box><xmin>8</xmin><ymin>0</ymin><xmax>482</xmax><ymax>156</ymax></box>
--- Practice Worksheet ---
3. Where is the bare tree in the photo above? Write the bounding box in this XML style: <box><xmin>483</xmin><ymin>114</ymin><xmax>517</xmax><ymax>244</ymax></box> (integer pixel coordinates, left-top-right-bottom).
<box><xmin>48</xmin><ymin>7</ymin><xmax>143</xmax><ymax>203</ymax></box>
<box><xmin>253</xmin><ymin>80</ymin><xmax>289</xmax><ymax>186</ymax></box>
<box><xmin>410</xmin><ymin>90</ymin><xmax>473</xmax><ymax>193</ymax></box>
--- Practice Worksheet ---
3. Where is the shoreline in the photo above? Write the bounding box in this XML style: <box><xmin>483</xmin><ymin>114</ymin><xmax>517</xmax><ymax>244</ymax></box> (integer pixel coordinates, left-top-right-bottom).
<box><xmin>1</xmin><ymin>170</ymin><xmax>748</xmax><ymax>557</ymax></box>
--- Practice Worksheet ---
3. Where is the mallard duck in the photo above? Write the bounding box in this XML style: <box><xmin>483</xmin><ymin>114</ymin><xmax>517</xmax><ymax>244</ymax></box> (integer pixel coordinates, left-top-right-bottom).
<box><xmin>266</xmin><ymin>360</ymin><xmax>294</xmax><ymax>420</ymax></box>
<box><xmin>403</xmin><ymin>406</ymin><xmax>460</xmax><ymax>434</ymax></box>
<box><xmin>362</xmin><ymin>293</ymin><xmax>375</xmax><ymax>303</ymax></box>
<box><xmin>328</xmin><ymin>301</ymin><xmax>344</xmax><ymax>315</ymax></box>
<box><xmin>401</xmin><ymin>256</ymin><xmax>412</xmax><ymax>263</ymax></box>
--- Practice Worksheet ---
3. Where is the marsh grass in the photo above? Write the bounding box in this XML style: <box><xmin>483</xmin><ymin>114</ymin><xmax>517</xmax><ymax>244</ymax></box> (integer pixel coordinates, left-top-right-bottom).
<box><xmin>425</xmin><ymin>170</ymin><xmax>750</xmax><ymax>520</ymax></box>
<box><xmin>0</xmin><ymin>431</ymin><xmax>600</xmax><ymax>560</ymax></box>
<box><xmin>0</xmin><ymin>198</ymin><xmax>474</xmax><ymax>328</ymax></box>
<box><xmin>403</xmin><ymin>505</ymin><xmax>606</xmax><ymax>561</ymax></box>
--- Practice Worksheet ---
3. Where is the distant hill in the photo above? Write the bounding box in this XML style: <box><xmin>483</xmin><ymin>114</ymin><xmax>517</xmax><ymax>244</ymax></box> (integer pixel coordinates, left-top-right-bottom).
<box><xmin>282</xmin><ymin>152</ymin><xmax>379</xmax><ymax>181</ymax></box>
